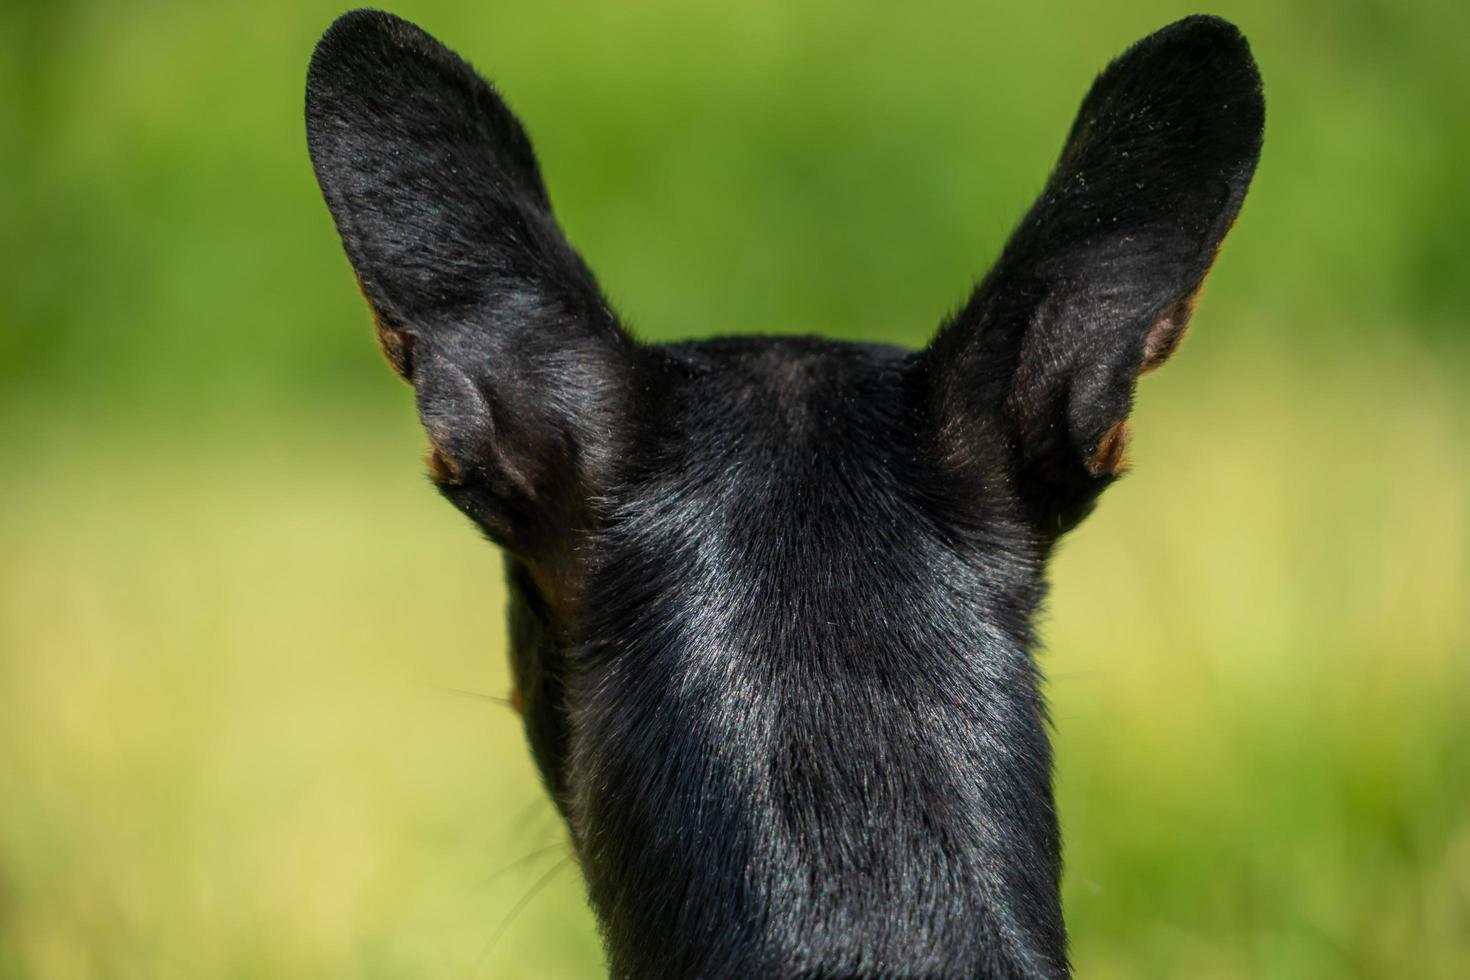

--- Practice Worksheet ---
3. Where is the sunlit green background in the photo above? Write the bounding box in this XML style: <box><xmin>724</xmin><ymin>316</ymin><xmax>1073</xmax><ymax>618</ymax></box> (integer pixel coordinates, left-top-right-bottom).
<box><xmin>3</xmin><ymin>1</ymin><xmax>1467</xmax><ymax>977</ymax></box>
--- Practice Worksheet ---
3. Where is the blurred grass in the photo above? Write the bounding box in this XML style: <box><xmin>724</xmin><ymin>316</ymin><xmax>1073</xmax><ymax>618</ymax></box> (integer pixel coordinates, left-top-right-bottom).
<box><xmin>5</xmin><ymin>0</ymin><xmax>1470</xmax><ymax>411</ymax></box>
<box><xmin>2</xmin><ymin>333</ymin><xmax>1464</xmax><ymax>978</ymax></box>
<box><xmin>1</xmin><ymin>0</ymin><xmax>1468</xmax><ymax>977</ymax></box>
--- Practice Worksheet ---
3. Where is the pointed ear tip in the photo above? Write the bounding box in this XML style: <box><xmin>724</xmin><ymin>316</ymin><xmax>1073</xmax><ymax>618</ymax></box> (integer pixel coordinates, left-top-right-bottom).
<box><xmin>1153</xmin><ymin>14</ymin><xmax>1263</xmax><ymax>89</ymax></box>
<box><xmin>1153</xmin><ymin>14</ymin><xmax>1249</xmax><ymax>50</ymax></box>
<box><xmin>312</xmin><ymin>9</ymin><xmax>395</xmax><ymax>60</ymax></box>
<box><xmin>1124</xmin><ymin>15</ymin><xmax>1261</xmax><ymax>80</ymax></box>
<box><xmin>314</xmin><ymin>8</ymin><xmax>417</xmax><ymax>53</ymax></box>
<box><xmin>1112</xmin><ymin>15</ymin><xmax>1265</xmax><ymax>152</ymax></box>
<box><xmin>306</xmin><ymin>9</ymin><xmax>435</xmax><ymax>99</ymax></box>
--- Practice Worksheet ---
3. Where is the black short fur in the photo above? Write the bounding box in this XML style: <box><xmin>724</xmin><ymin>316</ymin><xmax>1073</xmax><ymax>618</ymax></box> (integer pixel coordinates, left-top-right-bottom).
<box><xmin>306</xmin><ymin>11</ymin><xmax>1263</xmax><ymax>978</ymax></box>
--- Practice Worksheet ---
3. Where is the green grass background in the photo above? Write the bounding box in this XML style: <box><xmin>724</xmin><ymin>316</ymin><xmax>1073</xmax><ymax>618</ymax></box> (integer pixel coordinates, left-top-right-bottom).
<box><xmin>2</xmin><ymin>1</ymin><xmax>1467</xmax><ymax>977</ymax></box>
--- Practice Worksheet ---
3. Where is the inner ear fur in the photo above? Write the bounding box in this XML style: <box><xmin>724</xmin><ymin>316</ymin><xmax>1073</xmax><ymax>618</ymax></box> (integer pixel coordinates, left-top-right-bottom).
<box><xmin>923</xmin><ymin>15</ymin><xmax>1264</xmax><ymax>532</ymax></box>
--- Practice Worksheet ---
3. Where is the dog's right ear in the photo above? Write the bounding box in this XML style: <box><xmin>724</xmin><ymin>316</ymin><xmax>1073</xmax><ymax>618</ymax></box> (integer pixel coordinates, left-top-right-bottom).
<box><xmin>306</xmin><ymin>10</ymin><xmax>634</xmax><ymax>554</ymax></box>
<box><xmin>922</xmin><ymin>16</ymin><xmax>1263</xmax><ymax>534</ymax></box>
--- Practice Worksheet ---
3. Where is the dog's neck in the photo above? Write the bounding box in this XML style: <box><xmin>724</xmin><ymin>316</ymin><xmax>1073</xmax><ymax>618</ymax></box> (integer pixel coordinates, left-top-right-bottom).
<box><xmin>562</xmin><ymin>341</ymin><xmax>1068</xmax><ymax>978</ymax></box>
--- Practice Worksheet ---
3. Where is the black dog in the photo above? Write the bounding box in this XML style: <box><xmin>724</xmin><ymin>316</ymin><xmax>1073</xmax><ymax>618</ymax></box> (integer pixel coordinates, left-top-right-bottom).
<box><xmin>307</xmin><ymin>11</ymin><xmax>1262</xmax><ymax>978</ymax></box>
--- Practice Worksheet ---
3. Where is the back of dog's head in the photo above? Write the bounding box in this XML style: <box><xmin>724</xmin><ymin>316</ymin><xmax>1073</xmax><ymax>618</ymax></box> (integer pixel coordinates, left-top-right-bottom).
<box><xmin>307</xmin><ymin>12</ymin><xmax>1262</xmax><ymax>977</ymax></box>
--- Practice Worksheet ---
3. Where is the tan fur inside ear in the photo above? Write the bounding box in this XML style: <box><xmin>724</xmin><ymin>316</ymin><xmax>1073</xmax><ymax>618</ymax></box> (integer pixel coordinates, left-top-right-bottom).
<box><xmin>376</xmin><ymin>321</ymin><xmax>415</xmax><ymax>381</ymax></box>
<box><xmin>356</xmin><ymin>275</ymin><xmax>415</xmax><ymax>381</ymax></box>
<box><xmin>1140</xmin><ymin>292</ymin><xmax>1199</xmax><ymax>373</ymax></box>
<box><xmin>426</xmin><ymin>443</ymin><xmax>464</xmax><ymax>485</ymax></box>
<box><xmin>1087</xmin><ymin>420</ymin><xmax>1131</xmax><ymax>477</ymax></box>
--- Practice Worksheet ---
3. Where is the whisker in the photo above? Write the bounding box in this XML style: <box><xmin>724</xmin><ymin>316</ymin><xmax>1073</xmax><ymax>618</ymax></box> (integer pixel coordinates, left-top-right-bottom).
<box><xmin>434</xmin><ymin>684</ymin><xmax>515</xmax><ymax>710</ymax></box>
<box><xmin>510</xmin><ymin>795</ymin><xmax>551</xmax><ymax>841</ymax></box>
<box><xmin>477</xmin><ymin>841</ymin><xmax>567</xmax><ymax>889</ymax></box>
<box><xmin>471</xmin><ymin>856</ymin><xmax>571</xmax><ymax>978</ymax></box>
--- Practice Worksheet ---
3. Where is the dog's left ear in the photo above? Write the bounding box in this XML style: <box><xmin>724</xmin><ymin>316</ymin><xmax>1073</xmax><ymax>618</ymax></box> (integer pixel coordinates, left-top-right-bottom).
<box><xmin>924</xmin><ymin>15</ymin><xmax>1264</xmax><ymax>533</ymax></box>
<box><xmin>305</xmin><ymin>10</ymin><xmax>635</xmax><ymax>556</ymax></box>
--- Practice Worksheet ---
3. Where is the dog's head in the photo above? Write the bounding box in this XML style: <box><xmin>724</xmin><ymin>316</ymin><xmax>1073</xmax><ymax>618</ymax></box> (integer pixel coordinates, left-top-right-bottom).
<box><xmin>307</xmin><ymin>11</ymin><xmax>1261</xmax><ymax>977</ymax></box>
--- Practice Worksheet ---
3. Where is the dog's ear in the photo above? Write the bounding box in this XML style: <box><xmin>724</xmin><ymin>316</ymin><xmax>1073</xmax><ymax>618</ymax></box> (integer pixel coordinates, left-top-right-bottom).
<box><xmin>306</xmin><ymin>10</ymin><xmax>635</xmax><ymax>555</ymax></box>
<box><xmin>923</xmin><ymin>16</ymin><xmax>1263</xmax><ymax>533</ymax></box>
